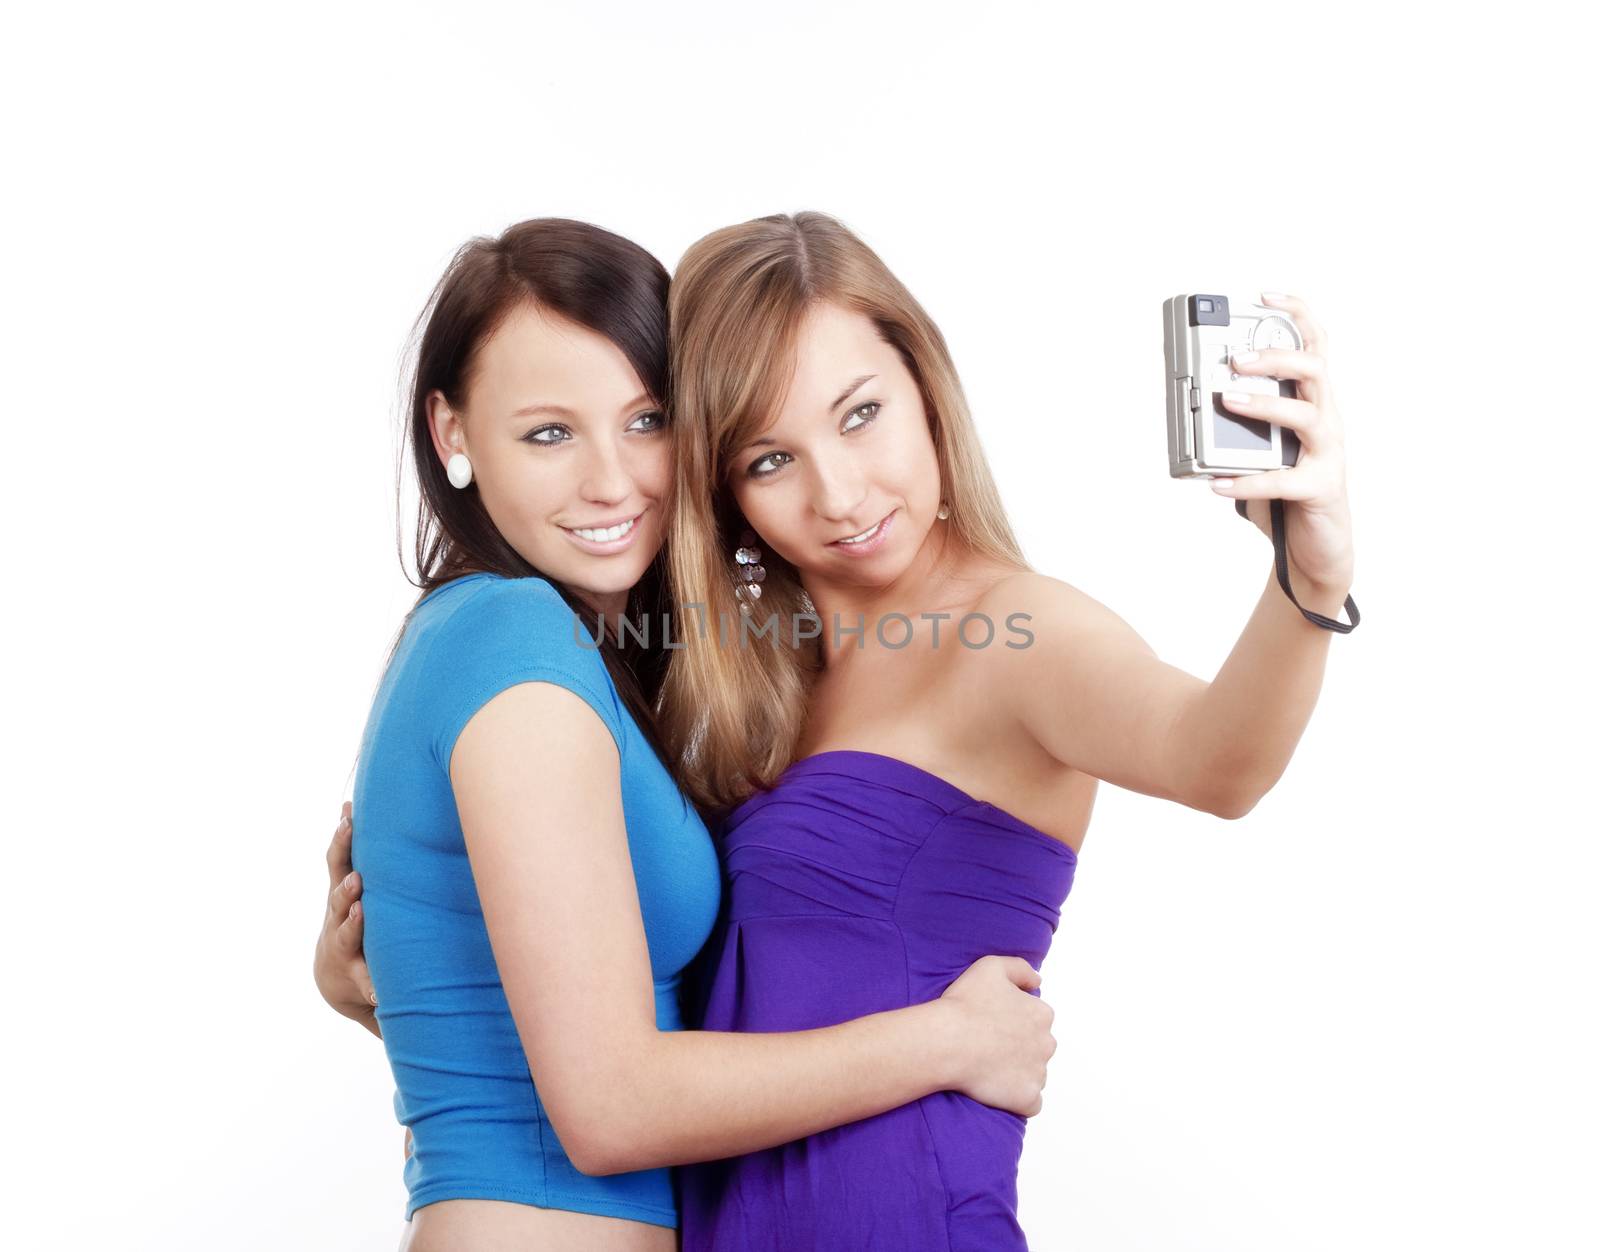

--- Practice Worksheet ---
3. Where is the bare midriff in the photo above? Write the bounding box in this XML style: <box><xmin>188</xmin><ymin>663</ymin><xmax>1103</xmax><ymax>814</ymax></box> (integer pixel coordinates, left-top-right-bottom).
<box><xmin>401</xmin><ymin>1199</ymin><xmax>677</xmax><ymax>1252</ymax></box>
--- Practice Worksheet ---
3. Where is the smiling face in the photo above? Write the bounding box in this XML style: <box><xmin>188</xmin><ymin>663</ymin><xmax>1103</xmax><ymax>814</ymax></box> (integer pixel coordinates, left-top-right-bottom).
<box><xmin>428</xmin><ymin>300</ymin><xmax>671</xmax><ymax>608</ymax></box>
<box><xmin>727</xmin><ymin>301</ymin><xmax>944</xmax><ymax>593</ymax></box>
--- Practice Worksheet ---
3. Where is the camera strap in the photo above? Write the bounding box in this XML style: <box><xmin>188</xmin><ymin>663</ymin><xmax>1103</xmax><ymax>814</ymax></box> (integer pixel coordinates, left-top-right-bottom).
<box><xmin>1237</xmin><ymin>497</ymin><xmax>1361</xmax><ymax>633</ymax></box>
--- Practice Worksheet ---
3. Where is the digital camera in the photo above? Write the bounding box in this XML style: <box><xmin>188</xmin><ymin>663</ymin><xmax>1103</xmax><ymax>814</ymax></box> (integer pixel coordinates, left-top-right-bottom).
<box><xmin>1163</xmin><ymin>293</ymin><xmax>1302</xmax><ymax>478</ymax></box>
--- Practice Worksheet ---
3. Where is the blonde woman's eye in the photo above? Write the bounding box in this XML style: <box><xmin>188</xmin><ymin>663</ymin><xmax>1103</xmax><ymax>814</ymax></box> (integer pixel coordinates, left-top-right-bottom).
<box><xmin>842</xmin><ymin>401</ymin><xmax>882</xmax><ymax>433</ymax></box>
<box><xmin>629</xmin><ymin>410</ymin><xmax>666</xmax><ymax>432</ymax></box>
<box><xmin>748</xmin><ymin>451</ymin><xmax>793</xmax><ymax>479</ymax></box>
<box><xmin>522</xmin><ymin>424</ymin><xmax>572</xmax><ymax>446</ymax></box>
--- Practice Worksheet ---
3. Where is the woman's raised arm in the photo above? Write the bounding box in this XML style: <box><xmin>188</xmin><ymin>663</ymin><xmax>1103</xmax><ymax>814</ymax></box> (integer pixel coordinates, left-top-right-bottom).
<box><xmin>985</xmin><ymin>560</ymin><xmax>1349</xmax><ymax>821</ymax></box>
<box><xmin>991</xmin><ymin>293</ymin><xmax>1355</xmax><ymax>820</ymax></box>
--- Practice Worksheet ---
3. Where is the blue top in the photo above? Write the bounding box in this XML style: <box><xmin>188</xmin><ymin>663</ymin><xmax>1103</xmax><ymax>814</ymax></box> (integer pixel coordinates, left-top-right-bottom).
<box><xmin>352</xmin><ymin>571</ymin><xmax>722</xmax><ymax>1225</ymax></box>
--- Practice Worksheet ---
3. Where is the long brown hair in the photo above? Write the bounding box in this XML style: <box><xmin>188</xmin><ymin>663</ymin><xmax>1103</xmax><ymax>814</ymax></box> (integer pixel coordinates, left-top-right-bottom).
<box><xmin>395</xmin><ymin>218</ymin><xmax>676</xmax><ymax>769</ymax></box>
<box><xmin>659</xmin><ymin>211</ymin><xmax>1028</xmax><ymax>815</ymax></box>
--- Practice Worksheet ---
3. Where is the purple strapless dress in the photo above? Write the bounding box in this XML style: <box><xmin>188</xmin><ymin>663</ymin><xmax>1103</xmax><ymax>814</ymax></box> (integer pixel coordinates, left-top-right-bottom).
<box><xmin>678</xmin><ymin>750</ymin><xmax>1079</xmax><ymax>1251</ymax></box>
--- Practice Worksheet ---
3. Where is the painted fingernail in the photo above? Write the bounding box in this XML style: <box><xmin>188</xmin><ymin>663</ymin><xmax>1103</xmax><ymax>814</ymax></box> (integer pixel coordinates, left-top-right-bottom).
<box><xmin>1232</xmin><ymin>351</ymin><xmax>1259</xmax><ymax>364</ymax></box>
<box><xmin>1222</xmin><ymin>391</ymin><xmax>1252</xmax><ymax>405</ymax></box>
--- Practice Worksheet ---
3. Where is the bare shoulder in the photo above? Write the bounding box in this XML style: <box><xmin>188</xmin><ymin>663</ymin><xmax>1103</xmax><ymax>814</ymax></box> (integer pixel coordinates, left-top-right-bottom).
<box><xmin>976</xmin><ymin>571</ymin><xmax>1154</xmax><ymax>658</ymax></box>
<box><xmin>969</xmin><ymin>569</ymin><xmax>1212</xmax><ymax>811</ymax></box>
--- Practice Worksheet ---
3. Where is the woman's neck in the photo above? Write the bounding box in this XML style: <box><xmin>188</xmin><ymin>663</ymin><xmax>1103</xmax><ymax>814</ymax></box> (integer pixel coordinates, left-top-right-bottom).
<box><xmin>806</xmin><ymin>521</ymin><xmax>969</xmax><ymax>659</ymax></box>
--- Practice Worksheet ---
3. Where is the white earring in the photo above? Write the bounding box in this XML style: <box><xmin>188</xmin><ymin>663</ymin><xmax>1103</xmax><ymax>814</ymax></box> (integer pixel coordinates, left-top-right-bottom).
<box><xmin>936</xmin><ymin>501</ymin><xmax>950</xmax><ymax>520</ymax></box>
<box><xmin>446</xmin><ymin>452</ymin><xmax>473</xmax><ymax>489</ymax></box>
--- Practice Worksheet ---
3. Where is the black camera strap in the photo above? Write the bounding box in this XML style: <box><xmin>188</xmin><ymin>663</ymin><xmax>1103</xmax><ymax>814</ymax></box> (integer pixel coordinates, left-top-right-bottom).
<box><xmin>1237</xmin><ymin>497</ymin><xmax>1361</xmax><ymax>633</ymax></box>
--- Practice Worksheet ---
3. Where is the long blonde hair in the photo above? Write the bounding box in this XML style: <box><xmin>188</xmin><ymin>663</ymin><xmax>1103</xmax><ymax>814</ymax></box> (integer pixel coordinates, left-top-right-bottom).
<box><xmin>661</xmin><ymin>211</ymin><xmax>1027</xmax><ymax>815</ymax></box>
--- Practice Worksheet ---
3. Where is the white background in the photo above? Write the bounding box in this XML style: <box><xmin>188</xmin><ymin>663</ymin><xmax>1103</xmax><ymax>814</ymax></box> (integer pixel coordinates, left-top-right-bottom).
<box><xmin>4</xmin><ymin>2</ymin><xmax>1595</xmax><ymax>1249</ymax></box>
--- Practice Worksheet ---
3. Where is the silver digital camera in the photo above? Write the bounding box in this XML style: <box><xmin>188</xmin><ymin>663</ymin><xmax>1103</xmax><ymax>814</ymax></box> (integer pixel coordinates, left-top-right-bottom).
<box><xmin>1163</xmin><ymin>293</ymin><xmax>1302</xmax><ymax>478</ymax></box>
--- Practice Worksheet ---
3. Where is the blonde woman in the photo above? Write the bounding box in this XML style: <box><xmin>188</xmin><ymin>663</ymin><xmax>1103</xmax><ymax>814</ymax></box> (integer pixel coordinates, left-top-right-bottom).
<box><xmin>659</xmin><ymin>212</ymin><xmax>1357</xmax><ymax>1249</ymax></box>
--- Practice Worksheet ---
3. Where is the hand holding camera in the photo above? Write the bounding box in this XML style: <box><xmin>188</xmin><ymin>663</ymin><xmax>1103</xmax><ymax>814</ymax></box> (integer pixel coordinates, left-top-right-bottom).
<box><xmin>1163</xmin><ymin>291</ymin><xmax>1359</xmax><ymax>630</ymax></box>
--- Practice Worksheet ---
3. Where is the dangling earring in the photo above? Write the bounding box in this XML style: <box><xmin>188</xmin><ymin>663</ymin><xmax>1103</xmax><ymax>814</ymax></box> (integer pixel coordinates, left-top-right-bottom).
<box><xmin>446</xmin><ymin>452</ymin><xmax>474</xmax><ymax>489</ymax></box>
<box><xmin>732</xmin><ymin>528</ymin><xmax>766</xmax><ymax>614</ymax></box>
<box><xmin>936</xmin><ymin>501</ymin><xmax>950</xmax><ymax>520</ymax></box>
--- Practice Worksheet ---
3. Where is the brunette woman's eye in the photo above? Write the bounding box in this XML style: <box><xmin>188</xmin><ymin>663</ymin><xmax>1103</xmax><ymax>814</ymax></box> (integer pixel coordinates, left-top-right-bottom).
<box><xmin>748</xmin><ymin>450</ymin><xmax>793</xmax><ymax>479</ymax></box>
<box><xmin>628</xmin><ymin>409</ymin><xmax>667</xmax><ymax>432</ymax></box>
<box><xmin>841</xmin><ymin>401</ymin><xmax>882</xmax><ymax>433</ymax></box>
<box><xmin>522</xmin><ymin>424</ymin><xmax>572</xmax><ymax>446</ymax></box>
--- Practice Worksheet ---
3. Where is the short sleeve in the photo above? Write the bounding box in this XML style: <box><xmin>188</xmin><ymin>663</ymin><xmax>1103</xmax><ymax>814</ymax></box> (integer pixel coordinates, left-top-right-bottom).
<box><xmin>418</xmin><ymin>576</ymin><xmax>628</xmax><ymax>773</ymax></box>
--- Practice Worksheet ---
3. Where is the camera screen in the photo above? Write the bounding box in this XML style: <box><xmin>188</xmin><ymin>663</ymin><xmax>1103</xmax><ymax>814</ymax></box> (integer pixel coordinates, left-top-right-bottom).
<box><xmin>1211</xmin><ymin>392</ymin><xmax>1272</xmax><ymax>450</ymax></box>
